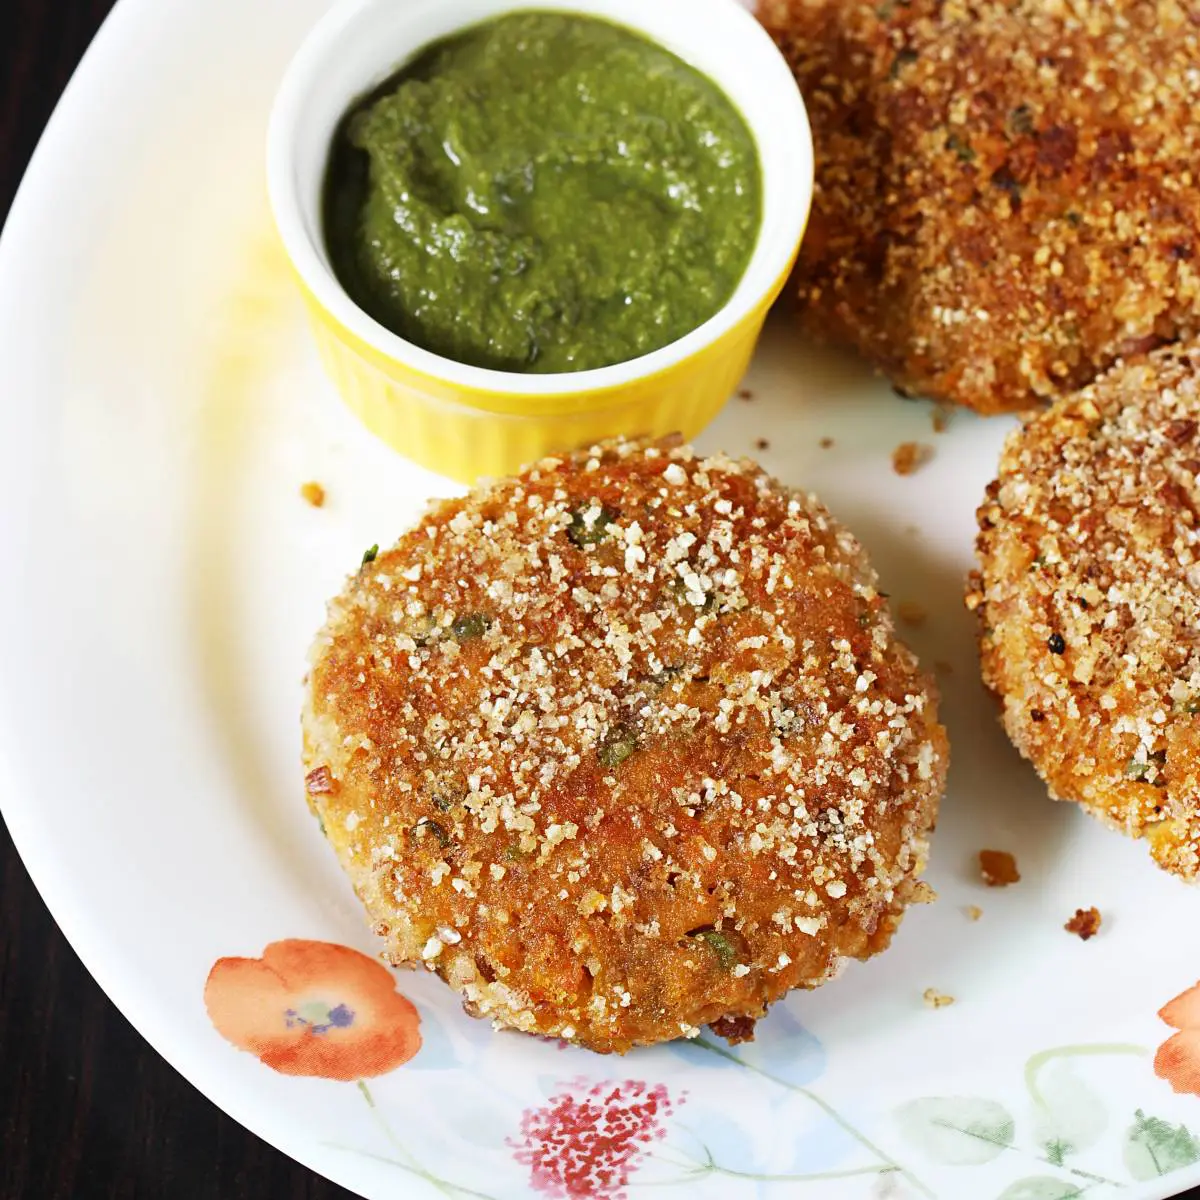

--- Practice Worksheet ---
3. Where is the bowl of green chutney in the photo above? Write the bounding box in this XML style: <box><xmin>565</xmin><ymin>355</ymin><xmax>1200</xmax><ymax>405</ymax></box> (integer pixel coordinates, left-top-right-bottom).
<box><xmin>269</xmin><ymin>0</ymin><xmax>813</xmax><ymax>482</ymax></box>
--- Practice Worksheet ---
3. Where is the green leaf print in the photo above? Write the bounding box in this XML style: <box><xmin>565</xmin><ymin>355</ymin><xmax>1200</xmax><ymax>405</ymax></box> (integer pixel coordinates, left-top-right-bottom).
<box><xmin>1041</xmin><ymin>1139</ymin><xmax>1069</xmax><ymax>1167</ymax></box>
<box><xmin>1027</xmin><ymin>1059</ymin><xmax>1107</xmax><ymax>1159</ymax></box>
<box><xmin>996</xmin><ymin>1178</ymin><xmax>1083</xmax><ymax>1200</ymax></box>
<box><xmin>895</xmin><ymin>1097</ymin><xmax>1016</xmax><ymax>1165</ymax></box>
<box><xmin>1124</xmin><ymin>1109</ymin><xmax>1200</xmax><ymax>1180</ymax></box>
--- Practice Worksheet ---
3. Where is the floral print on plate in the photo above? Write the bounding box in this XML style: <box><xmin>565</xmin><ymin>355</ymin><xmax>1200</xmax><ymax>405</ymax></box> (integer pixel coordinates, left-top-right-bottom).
<box><xmin>205</xmin><ymin>940</ymin><xmax>1200</xmax><ymax>1199</ymax></box>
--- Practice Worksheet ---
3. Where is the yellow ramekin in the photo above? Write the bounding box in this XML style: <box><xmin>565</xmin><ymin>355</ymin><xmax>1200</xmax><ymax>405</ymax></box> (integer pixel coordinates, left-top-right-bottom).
<box><xmin>268</xmin><ymin>0</ymin><xmax>813</xmax><ymax>484</ymax></box>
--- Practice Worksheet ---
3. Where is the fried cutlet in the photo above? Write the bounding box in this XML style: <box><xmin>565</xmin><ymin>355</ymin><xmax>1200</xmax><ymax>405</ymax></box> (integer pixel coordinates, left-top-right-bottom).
<box><xmin>760</xmin><ymin>0</ymin><xmax>1200</xmax><ymax>414</ymax></box>
<box><xmin>971</xmin><ymin>344</ymin><xmax>1200</xmax><ymax>879</ymax></box>
<box><xmin>304</xmin><ymin>438</ymin><xmax>948</xmax><ymax>1050</ymax></box>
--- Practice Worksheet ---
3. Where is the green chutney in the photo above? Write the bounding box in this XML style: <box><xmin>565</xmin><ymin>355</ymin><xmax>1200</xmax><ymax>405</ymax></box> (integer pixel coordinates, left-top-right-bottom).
<box><xmin>323</xmin><ymin>11</ymin><xmax>762</xmax><ymax>374</ymax></box>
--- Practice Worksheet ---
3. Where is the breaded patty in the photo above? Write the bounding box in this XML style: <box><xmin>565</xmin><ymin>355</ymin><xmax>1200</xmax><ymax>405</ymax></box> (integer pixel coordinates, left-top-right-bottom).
<box><xmin>304</xmin><ymin>439</ymin><xmax>947</xmax><ymax>1052</ymax></box>
<box><xmin>760</xmin><ymin>0</ymin><xmax>1200</xmax><ymax>415</ymax></box>
<box><xmin>970</xmin><ymin>345</ymin><xmax>1200</xmax><ymax>880</ymax></box>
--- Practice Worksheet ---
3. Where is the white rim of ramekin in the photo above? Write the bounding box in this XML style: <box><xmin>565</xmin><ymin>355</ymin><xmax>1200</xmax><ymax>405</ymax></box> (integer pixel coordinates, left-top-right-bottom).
<box><xmin>268</xmin><ymin>0</ymin><xmax>813</xmax><ymax>398</ymax></box>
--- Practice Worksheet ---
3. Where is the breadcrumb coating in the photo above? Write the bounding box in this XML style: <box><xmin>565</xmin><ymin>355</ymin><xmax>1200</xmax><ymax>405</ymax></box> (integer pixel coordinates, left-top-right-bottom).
<box><xmin>303</xmin><ymin>439</ymin><xmax>947</xmax><ymax>1051</ymax></box>
<box><xmin>760</xmin><ymin>0</ymin><xmax>1200</xmax><ymax>414</ymax></box>
<box><xmin>971</xmin><ymin>344</ymin><xmax>1200</xmax><ymax>880</ymax></box>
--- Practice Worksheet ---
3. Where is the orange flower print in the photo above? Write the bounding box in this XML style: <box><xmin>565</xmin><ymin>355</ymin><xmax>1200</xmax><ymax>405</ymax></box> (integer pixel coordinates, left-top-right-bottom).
<box><xmin>1155</xmin><ymin>981</ymin><xmax>1200</xmax><ymax>1097</ymax></box>
<box><xmin>204</xmin><ymin>939</ymin><xmax>421</xmax><ymax>1080</ymax></box>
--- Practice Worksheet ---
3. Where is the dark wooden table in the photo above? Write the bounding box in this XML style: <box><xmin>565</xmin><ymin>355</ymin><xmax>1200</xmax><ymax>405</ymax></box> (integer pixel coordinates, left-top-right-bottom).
<box><xmin>1</xmin><ymin>5</ymin><xmax>1199</xmax><ymax>1200</ymax></box>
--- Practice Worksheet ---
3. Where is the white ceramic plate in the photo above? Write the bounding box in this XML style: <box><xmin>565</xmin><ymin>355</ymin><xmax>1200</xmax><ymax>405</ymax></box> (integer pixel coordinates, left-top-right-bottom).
<box><xmin>3</xmin><ymin>3</ymin><xmax>1200</xmax><ymax>1199</ymax></box>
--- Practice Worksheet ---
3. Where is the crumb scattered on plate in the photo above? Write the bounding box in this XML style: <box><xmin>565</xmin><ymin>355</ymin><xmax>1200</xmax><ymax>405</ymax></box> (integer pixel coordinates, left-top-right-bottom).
<box><xmin>979</xmin><ymin>849</ymin><xmax>1020</xmax><ymax>887</ymax></box>
<box><xmin>738</xmin><ymin>388</ymin><xmax>753</xmax><ymax>401</ymax></box>
<box><xmin>923</xmin><ymin>988</ymin><xmax>955</xmax><ymax>1009</ymax></box>
<box><xmin>898</xmin><ymin>600</ymin><xmax>927</xmax><ymax>627</ymax></box>
<box><xmin>932</xmin><ymin>407</ymin><xmax>952</xmax><ymax>434</ymax></box>
<box><xmin>300</xmin><ymin>481</ymin><xmax>326</xmax><ymax>508</ymax></box>
<box><xmin>1065</xmin><ymin>907</ymin><xmax>1102</xmax><ymax>940</ymax></box>
<box><xmin>892</xmin><ymin>442</ymin><xmax>932</xmax><ymax>476</ymax></box>
<box><xmin>965</xmin><ymin>905</ymin><xmax>983</xmax><ymax>921</ymax></box>
<box><xmin>754</xmin><ymin>437</ymin><xmax>770</xmax><ymax>451</ymax></box>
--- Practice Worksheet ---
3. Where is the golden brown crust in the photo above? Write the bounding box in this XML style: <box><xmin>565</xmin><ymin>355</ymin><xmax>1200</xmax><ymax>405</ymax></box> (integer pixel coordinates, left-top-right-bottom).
<box><xmin>304</xmin><ymin>439</ymin><xmax>947</xmax><ymax>1051</ymax></box>
<box><xmin>972</xmin><ymin>344</ymin><xmax>1200</xmax><ymax>880</ymax></box>
<box><xmin>760</xmin><ymin>0</ymin><xmax>1200</xmax><ymax>414</ymax></box>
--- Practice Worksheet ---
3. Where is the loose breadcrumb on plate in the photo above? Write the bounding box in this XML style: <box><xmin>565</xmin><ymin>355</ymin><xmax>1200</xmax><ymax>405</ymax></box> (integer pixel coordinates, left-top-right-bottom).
<box><xmin>979</xmin><ymin>849</ymin><xmax>1020</xmax><ymax>887</ymax></box>
<box><xmin>1065</xmin><ymin>907</ymin><xmax>1102</xmax><ymax>940</ymax></box>
<box><xmin>892</xmin><ymin>442</ymin><xmax>932</xmax><ymax>476</ymax></box>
